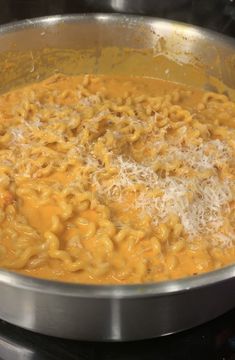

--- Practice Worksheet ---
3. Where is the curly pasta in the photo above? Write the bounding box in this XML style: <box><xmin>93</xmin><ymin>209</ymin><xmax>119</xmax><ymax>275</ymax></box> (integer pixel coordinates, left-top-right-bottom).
<box><xmin>0</xmin><ymin>74</ymin><xmax>234</xmax><ymax>284</ymax></box>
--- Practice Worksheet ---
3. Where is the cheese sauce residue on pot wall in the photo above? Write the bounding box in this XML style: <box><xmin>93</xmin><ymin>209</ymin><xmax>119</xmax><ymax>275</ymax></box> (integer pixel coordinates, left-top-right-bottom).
<box><xmin>0</xmin><ymin>74</ymin><xmax>234</xmax><ymax>284</ymax></box>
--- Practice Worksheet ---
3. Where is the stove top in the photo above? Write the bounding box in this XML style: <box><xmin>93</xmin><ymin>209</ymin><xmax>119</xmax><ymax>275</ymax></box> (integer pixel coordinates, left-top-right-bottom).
<box><xmin>0</xmin><ymin>309</ymin><xmax>235</xmax><ymax>360</ymax></box>
<box><xmin>0</xmin><ymin>0</ymin><xmax>235</xmax><ymax>359</ymax></box>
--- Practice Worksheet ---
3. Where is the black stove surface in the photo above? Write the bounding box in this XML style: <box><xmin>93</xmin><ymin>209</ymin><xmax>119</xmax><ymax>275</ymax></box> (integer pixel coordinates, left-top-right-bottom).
<box><xmin>0</xmin><ymin>1</ymin><xmax>235</xmax><ymax>359</ymax></box>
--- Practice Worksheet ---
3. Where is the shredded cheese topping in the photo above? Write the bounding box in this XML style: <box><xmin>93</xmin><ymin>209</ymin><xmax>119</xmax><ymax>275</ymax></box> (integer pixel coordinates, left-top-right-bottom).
<box><xmin>90</xmin><ymin>146</ymin><xmax>233</xmax><ymax>239</ymax></box>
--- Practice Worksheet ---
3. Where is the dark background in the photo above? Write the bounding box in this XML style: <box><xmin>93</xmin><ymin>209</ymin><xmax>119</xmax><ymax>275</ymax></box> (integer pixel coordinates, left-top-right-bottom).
<box><xmin>0</xmin><ymin>1</ymin><xmax>235</xmax><ymax>359</ymax></box>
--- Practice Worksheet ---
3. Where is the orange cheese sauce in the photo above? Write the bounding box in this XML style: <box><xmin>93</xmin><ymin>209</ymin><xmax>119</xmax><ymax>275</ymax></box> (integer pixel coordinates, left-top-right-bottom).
<box><xmin>0</xmin><ymin>74</ymin><xmax>234</xmax><ymax>284</ymax></box>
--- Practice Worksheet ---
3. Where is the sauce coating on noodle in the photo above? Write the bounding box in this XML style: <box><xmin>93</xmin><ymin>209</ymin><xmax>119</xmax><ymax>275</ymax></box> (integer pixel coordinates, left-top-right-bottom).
<box><xmin>0</xmin><ymin>74</ymin><xmax>234</xmax><ymax>284</ymax></box>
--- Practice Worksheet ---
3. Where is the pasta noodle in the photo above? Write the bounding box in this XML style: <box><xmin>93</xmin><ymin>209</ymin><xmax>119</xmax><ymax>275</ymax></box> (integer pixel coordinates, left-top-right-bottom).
<box><xmin>0</xmin><ymin>73</ymin><xmax>234</xmax><ymax>284</ymax></box>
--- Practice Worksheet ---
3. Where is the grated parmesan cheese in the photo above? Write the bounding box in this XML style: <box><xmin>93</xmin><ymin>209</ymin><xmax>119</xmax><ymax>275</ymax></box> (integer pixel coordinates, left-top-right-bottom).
<box><xmin>90</xmin><ymin>140</ymin><xmax>234</xmax><ymax>242</ymax></box>
<box><xmin>1</xmin><ymin>80</ymin><xmax>235</xmax><ymax>249</ymax></box>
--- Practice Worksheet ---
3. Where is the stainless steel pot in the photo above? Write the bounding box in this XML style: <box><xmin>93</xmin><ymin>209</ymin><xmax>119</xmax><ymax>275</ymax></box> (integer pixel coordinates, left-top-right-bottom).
<box><xmin>0</xmin><ymin>14</ymin><xmax>235</xmax><ymax>341</ymax></box>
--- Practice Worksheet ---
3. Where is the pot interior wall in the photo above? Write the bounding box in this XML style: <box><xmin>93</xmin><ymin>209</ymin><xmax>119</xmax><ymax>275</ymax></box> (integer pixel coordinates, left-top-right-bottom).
<box><xmin>0</xmin><ymin>15</ymin><xmax>235</xmax><ymax>98</ymax></box>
